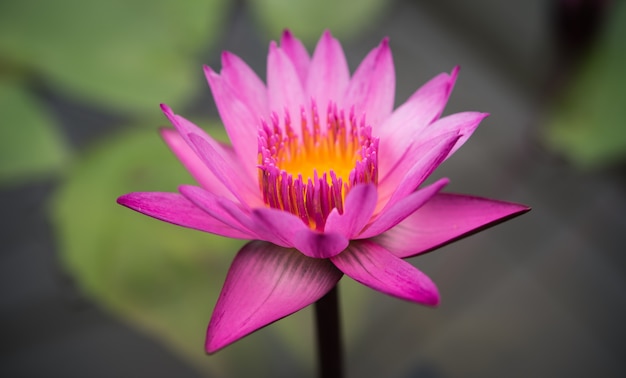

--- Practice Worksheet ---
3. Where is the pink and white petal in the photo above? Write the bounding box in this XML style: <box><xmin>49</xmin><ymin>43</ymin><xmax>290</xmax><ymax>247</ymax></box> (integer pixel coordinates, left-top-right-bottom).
<box><xmin>377</xmin><ymin>67</ymin><xmax>459</xmax><ymax>173</ymax></box>
<box><xmin>331</xmin><ymin>240</ymin><xmax>439</xmax><ymax>306</ymax></box>
<box><xmin>251</xmin><ymin>208</ymin><xmax>349</xmax><ymax>258</ymax></box>
<box><xmin>343</xmin><ymin>38</ymin><xmax>395</xmax><ymax>132</ymax></box>
<box><xmin>117</xmin><ymin>192</ymin><xmax>249</xmax><ymax>239</ymax></box>
<box><xmin>267</xmin><ymin>41</ymin><xmax>307</xmax><ymax>138</ymax></box>
<box><xmin>358</xmin><ymin>178</ymin><xmax>448</xmax><ymax>239</ymax></box>
<box><xmin>375</xmin><ymin>193</ymin><xmax>531</xmax><ymax>258</ymax></box>
<box><xmin>206</xmin><ymin>241</ymin><xmax>343</xmax><ymax>353</ymax></box>
<box><xmin>306</xmin><ymin>30</ymin><xmax>350</xmax><ymax>122</ymax></box>
<box><xmin>378</xmin><ymin>131</ymin><xmax>460</xmax><ymax>210</ymax></box>
<box><xmin>204</xmin><ymin>67</ymin><xmax>262</xmax><ymax>179</ymax></box>
<box><xmin>421</xmin><ymin>111</ymin><xmax>488</xmax><ymax>160</ymax></box>
<box><xmin>178</xmin><ymin>185</ymin><xmax>259</xmax><ymax>238</ymax></box>
<box><xmin>325</xmin><ymin>184</ymin><xmax>377</xmax><ymax>239</ymax></box>
<box><xmin>160</xmin><ymin>129</ymin><xmax>235</xmax><ymax>200</ymax></box>
<box><xmin>219</xmin><ymin>52</ymin><xmax>268</xmax><ymax>117</ymax></box>
<box><xmin>280</xmin><ymin>30</ymin><xmax>311</xmax><ymax>86</ymax></box>
<box><xmin>188</xmin><ymin>133</ymin><xmax>263</xmax><ymax>207</ymax></box>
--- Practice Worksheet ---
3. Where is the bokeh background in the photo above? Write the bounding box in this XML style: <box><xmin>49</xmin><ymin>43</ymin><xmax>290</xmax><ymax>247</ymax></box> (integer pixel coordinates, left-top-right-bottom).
<box><xmin>2</xmin><ymin>0</ymin><xmax>625</xmax><ymax>377</ymax></box>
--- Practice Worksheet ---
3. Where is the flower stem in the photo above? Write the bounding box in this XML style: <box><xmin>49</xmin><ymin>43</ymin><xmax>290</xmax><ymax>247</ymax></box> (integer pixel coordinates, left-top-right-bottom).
<box><xmin>314</xmin><ymin>285</ymin><xmax>343</xmax><ymax>378</ymax></box>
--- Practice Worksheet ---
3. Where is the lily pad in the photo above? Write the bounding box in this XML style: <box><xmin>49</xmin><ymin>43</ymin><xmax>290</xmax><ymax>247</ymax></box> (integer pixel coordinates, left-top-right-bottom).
<box><xmin>0</xmin><ymin>0</ymin><xmax>230</xmax><ymax>113</ymax></box>
<box><xmin>52</xmin><ymin>124</ymin><xmax>259</xmax><ymax>375</ymax></box>
<box><xmin>543</xmin><ymin>2</ymin><xmax>626</xmax><ymax>168</ymax></box>
<box><xmin>0</xmin><ymin>79</ymin><xmax>69</xmax><ymax>185</ymax></box>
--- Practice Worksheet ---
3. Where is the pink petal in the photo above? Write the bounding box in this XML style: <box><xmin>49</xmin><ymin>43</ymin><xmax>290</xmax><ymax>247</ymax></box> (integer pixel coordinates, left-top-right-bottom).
<box><xmin>292</xmin><ymin>229</ymin><xmax>350</xmax><ymax>259</ymax></box>
<box><xmin>160</xmin><ymin>128</ymin><xmax>235</xmax><ymax>200</ymax></box>
<box><xmin>188</xmin><ymin>133</ymin><xmax>263</xmax><ymax>207</ymax></box>
<box><xmin>116</xmin><ymin>192</ymin><xmax>249</xmax><ymax>239</ymax></box>
<box><xmin>280</xmin><ymin>29</ymin><xmax>311</xmax><ymax>85</ymax></box>
<box><xmin>378</xmin><ymin>131</ymin><xmax>460</xmax><ymax>210</ymax></box>
<box><xmin>306</xmin><ymin>30</ymin><xmax>350</xmax><ymax>123</ymax></box>
<box><xmin>267</xmin><ymin>41</ymin><xmax>307</xmax><ymax>139</ymax></box>
<box><xmin>378</xmin><ymin>67</ymin><xmax>460</xmax><ymax>174</ymax></box>
<box><xmin>422</xmin><ymin>111</ymin><xmax>488</xmax><ymax>159</ymax></box>
<box><xmin>219</xmin><ymin>52</ymin><xmax>268</xmax><ymax>118</ymax></box>
<box><xmin>161</xmin><ymin>104</ymin><xmax>259</xmax><ymax>201</ymax></box>
<box><xmin>206</xmin><ymin>241</ymin><xmax>342</xmax><ymax>353</ymax></box>
<box><xmin>379</xmin><ymin>112</ymin><xmax>487</xmax><ymax>187</ymax></box>
<box><xmin>251</xmin><ymin>208</ymin><xmax>349</xmax><ymax>258</ymax></box>
<box><xmin>178</xmin><ymin>185</ymin><xmax>259</xmax><ymax>239</ymax></box>
<box><xmin>343</xmin><ymin>38</ymin><xmax>395</xmax><ymax>132</ymax></box>
<box><xmin>331</xmin><ymin>240</ymin><xmax>439</xmax><ymax>305</ymax></box>
<box><xmin>325</xmin><ymin>184</ymin><xmax>377</xmax><ymax>238</ymax></box>
<box><xmin>358</xmin><ymin>178</ymin><xmax>448</xmax><ymax>239</ymax></box>
<box><xmin>375</xmin><ymin>193</ymin><xmax>531</xmax><ymax>258</ymax></box>
<box><xmin>204</xmin><ymin>64</ymin><xmax>265</xmax><ymax>180</ymax></box>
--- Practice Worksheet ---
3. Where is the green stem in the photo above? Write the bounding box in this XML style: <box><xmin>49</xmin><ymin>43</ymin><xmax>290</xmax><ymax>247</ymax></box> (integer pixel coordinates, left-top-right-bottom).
<box><xmin>314</xmin><ymin>285</ymin><xmax>343</xmax><ymax>378</ymax></box>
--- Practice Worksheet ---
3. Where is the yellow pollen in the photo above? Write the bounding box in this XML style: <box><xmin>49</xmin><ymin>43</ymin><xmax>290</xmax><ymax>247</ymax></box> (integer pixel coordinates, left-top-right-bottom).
<box><xmin>278</xmin><ymin>130</ymin><xmax>360</xmax><ymax>184</ymax></box>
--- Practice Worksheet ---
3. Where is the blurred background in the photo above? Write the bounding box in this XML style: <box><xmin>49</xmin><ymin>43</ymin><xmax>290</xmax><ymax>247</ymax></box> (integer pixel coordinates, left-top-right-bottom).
<box><xmin>2</xmin><ymin>0</ymin><xmax>625</xmax><ymax>377</ymax></box>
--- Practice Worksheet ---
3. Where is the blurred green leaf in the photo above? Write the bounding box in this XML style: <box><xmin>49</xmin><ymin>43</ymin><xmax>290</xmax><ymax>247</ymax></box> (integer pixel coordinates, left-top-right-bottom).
<box><xmin>52</xmin><ymin>123</ymin><xmax>374</xmax><ymax>375</ymax></box>
<box><xmin>543</xmin><ymin>2</ymin><xmax>626</xmax><ymax>168</ymax></box>
<box><xmin>0</xmin><ymin>0</ymin><xmax>230</xmax><ymax>113</ymax></box>
<box><xmin>51</xmin><ymin>125</ymin><xmax>240</xmax><ymax>374</ymax></box>
<box><xmin>249</xmin><ymin>0</ymin><xmax>391</xmax><ymax>44</ymax></box>
<box><xmin>0</xmin><ymin>79</ymin><xmax>69</xmax><ymax>184</ymax></box>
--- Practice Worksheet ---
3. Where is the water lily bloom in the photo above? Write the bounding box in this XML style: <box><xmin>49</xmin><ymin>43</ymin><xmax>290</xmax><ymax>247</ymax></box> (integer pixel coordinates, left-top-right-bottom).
<box><xmin>118</xmin><ymin>30</ymin><xmax>529</xmax><ymax>353</ymax></box>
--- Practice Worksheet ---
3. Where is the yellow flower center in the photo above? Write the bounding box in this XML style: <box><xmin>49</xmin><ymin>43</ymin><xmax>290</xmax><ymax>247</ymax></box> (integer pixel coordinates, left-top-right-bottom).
<box><xmin>258</xmin><ymin>103</ymin><xmax>378</xmax><ymax>231</ymax></box>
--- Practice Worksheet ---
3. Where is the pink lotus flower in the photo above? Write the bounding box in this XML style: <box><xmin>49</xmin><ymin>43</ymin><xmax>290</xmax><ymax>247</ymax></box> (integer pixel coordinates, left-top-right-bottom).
<box><xmin>118</xmin><ymin>30</ymin><xmax>529</xmax><ymax>353</ymax></box>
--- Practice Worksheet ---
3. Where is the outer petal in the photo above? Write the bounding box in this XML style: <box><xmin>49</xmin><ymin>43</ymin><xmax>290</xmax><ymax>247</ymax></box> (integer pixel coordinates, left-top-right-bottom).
<box><xmin>358</xmin><ymin>178</ymin><xmax>448</xmax><ymax>239</ymax></box>
<box><xmin>306</xmin><ymin>30</ymin><xmax>350</xmax><ymax>124</ymax></box>
<box><xmin>280</xmin><ymin>30</ymin><xmax>310</xmax><ymax>85</ymax></box>
<box><xmin>325</xmin><ymin>184</ymin><xmax>377</xmax><ymax>239</ymax></box>
<box><xmin>161</xmin><ymin>104</ymin><xmax>260</xmax><ymax>203</ymax></box>
<box><xmin>267</xmin><ymin>41</ymin><xmax>307</xmax><ymax>139</ymax></box>
<box><xmin>160</xmin><ymin>128</ymin><xmax>235</xmax><ymax>200</ymax></box>
<box><xmin>421</xmin><ymin>111</ymin><xmax>488</xmax><ymax>159</ymax></box>
<box><xmin>251</xmin><ymin>208</ymin><xmax>349</xmax><ymax>258</ymax></box>
<box><xmin>116</xmin><ymin>192</ymin><xmax>249</xmax><ymax>239</ymax></box>
<box><xmin>188</xmin><ymin>133</ymin><xmax>263</xmax><ymax>207</ymax></box>
<box><xmin>375</xmin><ymin>193</ymin><xmax>531</xmax><ymax>258</ymax></box>
<box><xmin>379</xmin><ymin>67</ymin><xmax>459</xmax><ymax>145</ymax></box>
<box><xmin>178</xmin><ymin>185</ymin><xmax>259</xmax><ymax>239</ymax></box>
<box><xmin>378</xmin><ymin>131</ymin><xmax>460</xmax><ymax>211</ymax></box>
<box><xmin>331</xmin><ymin>240</ymin><xmax>439</xmax><ymax>306</ymax></box>
<box><xmin>206</xmin><ymin>241</ymin><xmax>343</xmax><ymax>353</ymax></box>
<box><xmin>204</xmin><ymin>65</ymin><xmax>264</xmax><ymax>180</ymax></box>
<box><xmin>218</xmin><ymin>52</ymin><xmax>268</xmax><ymax>118</ymax></box>
<box><xmin>343</xmin><ymin>38</ymin><xmax>395</xmax><ymax>131</ymax></box>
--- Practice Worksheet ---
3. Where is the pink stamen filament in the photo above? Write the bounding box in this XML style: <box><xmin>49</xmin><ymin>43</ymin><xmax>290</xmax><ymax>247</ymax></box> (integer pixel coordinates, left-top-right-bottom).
<box><xmin>258</xmin><ymin>102</ymin><xmax>378</xmax><ymax>231</ymax></box>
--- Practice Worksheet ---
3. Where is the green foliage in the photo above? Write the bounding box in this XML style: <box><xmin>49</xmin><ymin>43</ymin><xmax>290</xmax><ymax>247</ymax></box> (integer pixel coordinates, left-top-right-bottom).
<box><xmin>0</xmin><ymin>79</ymin><xmax>69</xmax><ymax>184</ymax></box>
<box><xmin>249</xmin><ymin>0</ymin><xmax>391</xmax><ymax>45</ymax></box>
<box><xmin>52</xmin><ymin>126</ymin><xmax>240</xmax><ymax>373</ymax></box>
<box><xmin>0</xmin><ymin>0</ymin><xmax>230</xmax><ymax>113</ymax></box>
<box><xmin>543</xmin><ymin>2</ymin><xmax>626</xmax><ymax>168</ymax></box>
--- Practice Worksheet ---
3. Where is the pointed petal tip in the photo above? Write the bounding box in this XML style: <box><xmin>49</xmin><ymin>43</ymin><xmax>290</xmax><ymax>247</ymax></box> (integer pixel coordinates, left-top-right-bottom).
<box><xmin>205</xmin><ymin>241</ymin><xmax>343</xmax><ymax>354</ymax></box>
<box><xmin>205</xmin><ymin>337</ymin><xmax>224</xmax><ymax>355</ymax></box>
<box><xmin>116</xmin><ymin>193</ymin><xmax>130</xmax><ymax>206</ymax></box>
<box><xmin>160</xmin><ymin>103</ymin><xmax>173</xmax><ymax>115</ymax></box>
<box><xmin>281</xmin><ymin>29</ymin><xmax>293</xmax><ymax>39</ymax></box>
<box><xmin>451</xmin><ymin>65</ymin><xmax>460</xmax><ymax>77</ymax></box>
<box><xmin>203</xmin><ymin>64</ymin><xmax>216</xmax><ymax>76</ymax></box>
<box><xmin>375</xmin><ymin>37</ymin><xmax>390</xmax><ymax>55</ymax></box>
